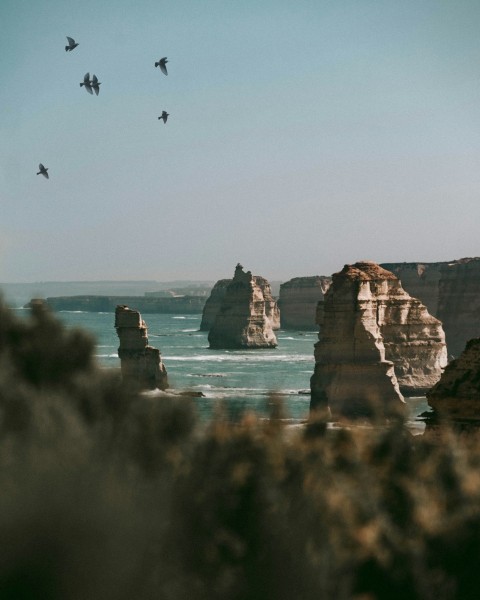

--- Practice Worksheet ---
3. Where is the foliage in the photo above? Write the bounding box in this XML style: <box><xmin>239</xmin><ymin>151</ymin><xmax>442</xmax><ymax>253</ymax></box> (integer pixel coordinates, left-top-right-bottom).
<box><xmin>1</xmin><ymin>300</ymin><xmax>480</xmax><ymax>599</ymax></box>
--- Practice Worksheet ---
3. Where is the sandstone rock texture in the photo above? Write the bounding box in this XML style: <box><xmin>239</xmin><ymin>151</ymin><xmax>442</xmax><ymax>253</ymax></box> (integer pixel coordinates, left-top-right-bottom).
<box><xmin>200</xmin><ymin>279</ymin><xmax>231</xmax><ymax>331</ymax></box>
<box><xmin>426</xmin><ymin>338</ymin><xmax>480</xmax><ymax>420</ymax></box>
<box><xmin>382</xmin><ymin>258</ymin><xmax>480</xmax><ymax>357</ymax></box>
<box><xmin>278</xmin><ymin>276</ymin><xmax>331</xmax><ymax>330</ymax></box>
<box><xmin>115</xmin><ymin>305</ymin><xmax>168</xmax><ymax>390</ymax></box>
<box><xmin>208</xmin><ymin>264</ymin><xmax>278</xmax><ymax>349</ymax></box>
<box><xmin>310</xmin><ymin>261</ymin><xmax>448</xmax><ymax>417</ymax></box>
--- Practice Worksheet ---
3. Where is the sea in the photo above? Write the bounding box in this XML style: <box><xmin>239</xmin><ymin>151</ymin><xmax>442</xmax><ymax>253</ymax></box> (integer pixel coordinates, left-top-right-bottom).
<box><xmin>12</xmin><ymin>309</ymin><xmax>429</xmax><ymax>431</ymax></box>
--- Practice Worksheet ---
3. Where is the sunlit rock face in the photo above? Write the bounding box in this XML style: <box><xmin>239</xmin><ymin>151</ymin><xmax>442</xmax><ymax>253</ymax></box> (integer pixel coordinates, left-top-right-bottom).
<box><xmin>310</xmin><ymin>261</ymin><xmax>447</xmax><ymax>418</ymax></box>
<box><xmin>382</xmin><ymin>258</ymin><xmax>480</xmax><ymax>357</ymax></box>
<box><xmin>115</xmin><ymin>305</ymin><xmax>168</xmax><ymax>390</ymax></box>
<box><xmin>208</xmin><ymin>264</ymin><xmax>278</xmax><ymax>349</ymax></box>
<box><xmin>255</xmin><ymin>276</ymin><xmax>280</xmax><ymax>330</ymax></box>
<box><xmin>200</xmin><ymin>279</ymin><xmax>231</xmax><ymax>331</ymax></box>
<box><xmin>278</xmin><ymin>276</ymin><xmax>331</xmax><ymax>330</ymax></box>
<box><xmin>427</xmin><ymin>338</ymin><xmax>480</xmax><ymax>420</ymax></box>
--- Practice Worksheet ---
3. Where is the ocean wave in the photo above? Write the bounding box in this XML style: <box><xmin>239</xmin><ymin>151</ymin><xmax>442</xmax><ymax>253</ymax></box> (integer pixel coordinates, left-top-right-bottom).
<box><xmin>96</xmin><ymin>353</ymin><xmax>119</xmax><ymax>358</ymax></box>
<box><xmin>167</xmin><ymin>354</ymin><xmax>313</xmax><ymax>363</ymax></box>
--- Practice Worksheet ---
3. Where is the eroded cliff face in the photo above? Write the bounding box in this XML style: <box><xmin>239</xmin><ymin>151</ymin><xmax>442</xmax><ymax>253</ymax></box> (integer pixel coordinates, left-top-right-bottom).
<box><xmin>426</xmin><ymin>338</ymin><xmax>480</xmax><ymax>421</ymax></box>
<box><xmin>200</xmin><ymin>279</ymin><xmax>231</xmax><ymax>331</ymax></box>
<box><xmin>279</xmin><ymin>276</ymin><xmax>331</xmax><ymax>330</ymax></box>
<box><xmin>310</xmin><ymin>262</ymin><xmax>405</xmax><ymax>419</ymax></box>
<box><xmin>208</xmin><ymin>264</ymin><xmax>278</xmax><ymax>349</ymax></box>
<box><xmin>115</xmin><ymin>305</ymin><xmax>168</xmax><ymax>390</ymax></box>
<box><xmin>310</xmin><ymin>261</ymin><xmax>448</xmax><ymax>418</ymax></box>
<box><xmin>381</xmin><ymin>258</ymin><xmax>480</xmax><ymax>357</ymax></box>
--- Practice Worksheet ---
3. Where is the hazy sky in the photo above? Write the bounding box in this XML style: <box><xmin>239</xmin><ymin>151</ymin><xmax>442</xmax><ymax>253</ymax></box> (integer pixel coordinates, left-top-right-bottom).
<box><xmin>1</xmin><ymin>0</ymin><xmax>480</xmax><ymax>283</ymax></box>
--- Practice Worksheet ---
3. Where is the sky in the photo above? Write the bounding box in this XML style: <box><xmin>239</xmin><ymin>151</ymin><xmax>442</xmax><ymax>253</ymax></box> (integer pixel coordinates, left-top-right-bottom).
<box><xmin>1</xmin><ymin>0</ymin><xmax>480</xmax><ymax>283</ymax></box>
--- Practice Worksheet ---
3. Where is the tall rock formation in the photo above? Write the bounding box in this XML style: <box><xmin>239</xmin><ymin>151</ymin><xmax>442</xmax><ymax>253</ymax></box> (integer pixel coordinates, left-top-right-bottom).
<box><xmin>208</xmin><ymin>264</ymin><xmax>278</xmax><ymax>349</ymax></box>
<box><xmin>426</xmin><ymin>338</ymin><xmax>480</xmax><ymax>421</ymax></box>
<box><xmin>279</xmin><ymin>276</ymin><xmax>331</xmax><ymax>330</ymax></box>
<box><xmin>115</xmin><ymin>305</ymin><xmax>168</xmax><ymax>390</ymax></box>
<box><xmin>381</xmin><ymin>258</ymin><xmax>480</xmax><ymax>356</ymax></box>
<box><xmin>310</xmin><ymin>262</ymin><xmax>405</xmax><ymax>418</ymax></box>
<box><xmin>200</xmin><ymin>279</ymin><xmax>231</xmax><ymax>331</ymax></box>
<box><xmin>310</xmin><ymin>261</ymin><xmax>447</xmax><ymax>417</ymax></box>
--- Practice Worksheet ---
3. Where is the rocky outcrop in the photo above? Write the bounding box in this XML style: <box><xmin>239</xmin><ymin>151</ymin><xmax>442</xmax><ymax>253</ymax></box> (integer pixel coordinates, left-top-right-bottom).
<box><xmin>381</xmin><ymin>258</ymin><xmax>480</xmax><ymax>357</ymax></box>
<box><xmin>426</xmin><ymin>338</ymin><xmax>480</xmax><ymax>421</ymax></box>
<box><xmin>200</xmin><ymin>279</ymin><xmax>231</xmax><ymax>331</ymax></box>
<box><xmin>255</xmin><ymin>276</ymin><xmax>280</xmax><ymax>330</ymax></box>
<box><xmin>310</xmin><ymin>261</ymin><xmax>448</xmax><ymax>417</ymax></box>
<box><xmin>310</xmin><ymin>262</ymin><xmax>405</xmax><ymax>419</ymax></box>
<box><xmin>279</xmin><ymin>276</ymin><xmax>331</xmax><ymax>330</ymax></box>
<box><xmin>208</xmin><ymin>264</ymin><xmax>278</xmax><ymax>349</ymax></box>
<box><xmin>115</xmin><ymin>305</ymin><xmax>168</xmax><ymax>390</ymax></box>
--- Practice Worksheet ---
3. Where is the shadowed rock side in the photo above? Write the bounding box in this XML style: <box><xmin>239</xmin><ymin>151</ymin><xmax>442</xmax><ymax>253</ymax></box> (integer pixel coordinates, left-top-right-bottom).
<box><xmin>382</xmin><ymin>257</ymin><xmax>480</xmax><ymax>357</ymax></box>
<box><xmin>310</xmin><ymin>262</ymin><xmax>405</xmax><ymax>419</ymax></box>
<box><xmin>115</xmin><ymin>305</ymin><xmax>168</xmax><ymax>390</ymax></box>
<box><xmin>199</xmin><ymin>279</ymin><xmax>231</xmax><ymax>331</ymax></box>
<box><xmin>426</xmin><ymin>337</ymin><xmax>480</xmax><ymax>421</ymax></box>
<box><xmin>279</xmin><ymin>276</ymin><xmax>331</xmax><ymax>330</ymax></box>
<box><xmin>208</xmin><ymin>264</ymin><xmax>278</xmax><ymax>349</ymax></box>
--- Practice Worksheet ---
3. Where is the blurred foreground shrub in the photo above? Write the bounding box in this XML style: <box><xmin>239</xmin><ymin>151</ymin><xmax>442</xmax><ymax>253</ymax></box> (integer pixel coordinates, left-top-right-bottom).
<box><xmin>1</xmin><ymin>301</ymin><xmax>480</xmax><ymax>599</ymax></box>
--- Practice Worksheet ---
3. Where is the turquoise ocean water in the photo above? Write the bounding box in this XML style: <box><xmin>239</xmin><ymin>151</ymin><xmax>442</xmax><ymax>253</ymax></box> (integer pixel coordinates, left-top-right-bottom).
<box><xmin>14</xmin><ymin>309</ymin><xmax>429</xmax><ymax>429</ymax></box>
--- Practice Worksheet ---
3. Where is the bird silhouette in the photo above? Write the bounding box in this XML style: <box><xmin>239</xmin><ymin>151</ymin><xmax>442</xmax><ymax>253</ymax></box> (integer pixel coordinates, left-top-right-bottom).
<box><xmin>91</xmin><ymin>74</ymin><xmax>101</xmax><ymax>95</ymax></box>
<box><xmin>37</xmin><ymin>164</ymin><xmax>49</xmax><ymax>179</ymax></box>
<box><xmin>155</xmin><ymin>57</ymin><xmax>168</xmax><ymax>75</ymax></box>
<box><xmin>80</xmin><ymin>72</ymin><xmax>93</xmax><ymax>94</ymax></box>
<box><xmin>65</xmin><ymin>36</ymin><xmax>79</xmax><ymax>52</ymax></box>
<box><xmin>158</xmin><ymin>111</ymin><xmax>169</xmax><ymax>123</ymax></box>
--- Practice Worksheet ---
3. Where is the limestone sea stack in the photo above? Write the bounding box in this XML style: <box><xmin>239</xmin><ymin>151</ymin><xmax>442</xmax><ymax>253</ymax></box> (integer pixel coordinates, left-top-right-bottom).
<box><xmin>382</xmin><ymin>258</ymin><xmax>480</xmax><ymax>356</ymax></box>
<box><xmin>115</xmin><ymin>305</ymin><xmax>168</xmax><ymax>390</ymax></box>
<box><xmin>310</xmin><ymin>262</ymin><xmax>405</xmax><ymax>419</ymax></box>
<box><xmin>426</xmin><ymin>338</ymin><xmax>480</xmax><ymax>421</ymax></box>
<box><xmin>310</xmin><ymin>261</ymin><xmax>447</xmax><ymax>417</ymax></box>
<box><xmin>200</xmin><ymin>279</ymin><xmax>231</xmax><ymax>331</ymax></box>
<box><xmin>208</xmin><ymin>264</ymin><xmax>278</xmax><ymax>349</ymax></box>
<box><xmin>278</xmin><ymin>276</ymin><xmax>331</xmax><ymax>330</ymax></box>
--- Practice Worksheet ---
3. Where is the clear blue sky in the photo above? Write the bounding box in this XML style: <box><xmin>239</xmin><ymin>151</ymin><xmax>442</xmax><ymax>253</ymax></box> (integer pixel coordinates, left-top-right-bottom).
<box><xmin>1</xmin><ymin>0</ymin><xmax>480</xmax><ymax>282</ymax></box>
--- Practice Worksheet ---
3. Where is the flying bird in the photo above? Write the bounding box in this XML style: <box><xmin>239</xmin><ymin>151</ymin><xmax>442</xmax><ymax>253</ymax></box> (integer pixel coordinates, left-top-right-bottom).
<box><xmin>80</xmin><ymin>72</ymin><xmax>93</xmax><ymax>94</ymax></box>
<box><xmin>155</xmin><ymin>57</ymin><xmax>168</xmax><ymax>75</ymax></box>
<box><xmin>65</xmin><ymin>36</ymin><xmax>79</xmax><ymax>52</ymax></box>
<box><xmin>158</xmin><ymin>111</ymin><xmax>169</xmax><ymax>123</ymax></box>
<box><xmin>37</xmin><ymin>164</ymin><xmax>49</xmax><ymax>179</ymax></box>
<box><xmin>91</xmin><ymin>74</ymin><xmax>101</xmax><ymax>95</ymax></box>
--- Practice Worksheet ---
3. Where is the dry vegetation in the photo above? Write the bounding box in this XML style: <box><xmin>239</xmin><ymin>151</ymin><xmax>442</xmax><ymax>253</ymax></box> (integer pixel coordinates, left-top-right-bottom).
<box><xmin>1</xmin><ymin>301</ymin><xmax>480</xmax><ymax>599</ymax></box>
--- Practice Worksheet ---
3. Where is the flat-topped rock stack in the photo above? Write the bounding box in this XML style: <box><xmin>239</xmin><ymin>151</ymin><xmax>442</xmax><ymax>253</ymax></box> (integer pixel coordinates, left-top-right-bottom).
<box><xmin>208</xmin><ymin>264</ymin><xmax>278</xmax><ymax>349</ymax></box>
<box><xmin>115</xmin><ymin>305</ymin><xmax>168</xmax><ymax>390</ymax></box>
<box><xmin>310</xmin><ymin>262</ymin><xmax>405</xmax><ymax>419</ymax></box>
<box><xmin>310</xmin><ymin>261</ymin><xmax>448</xmax><ymax>418</ymax></box>
<box><xmin>382</xmin><ymin>258</ymin><xmax>480</xmax><ymax>356</ymax></box>
<box><xmin>279</xmin><ymin>276</ymin><xmax>331</xmax><ymax>330</ymax></box>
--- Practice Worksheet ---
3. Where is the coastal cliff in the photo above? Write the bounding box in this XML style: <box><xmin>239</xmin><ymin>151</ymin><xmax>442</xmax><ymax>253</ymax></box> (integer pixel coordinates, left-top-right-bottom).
<box><xmin>115</xmin><ymin>305</ymin><xmax>168</xmax><ymax>390</ymax></box>
<box><xmin>38</xmin><ymin>295</ymin><xmax>206</xmax><ymax>314</ymax></box>
<box><xmin>208</xmin><ymin>264</ymin><xmax>278</xmax><ymax>349</ymax></box>
<box><xmin>381</xmin><ymin>258</ymin><xmax>480</xmax><ymax>356</ymax></box>
<box><xmin>278</xmin><ymin>276</ymin><xmax>331</xmax><ymax>330</ymax></box>
<box><xmin>310</xmin><ymin>261</ymin><xmax>447</xmax><ymax>417</ymax></box>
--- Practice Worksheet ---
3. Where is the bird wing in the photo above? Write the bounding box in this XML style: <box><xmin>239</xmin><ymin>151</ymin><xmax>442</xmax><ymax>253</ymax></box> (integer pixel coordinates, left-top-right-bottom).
<box><xmin>160</xmin><ymin>63</ymin><xmax>168</xmax><ymax>75</ymax></box>
<box><xmin>85</xmin><ymin>83</ymin><xmax>93</xmax><ymax>94</ymax></box>
<box><xmin>39</xmin><ymin>163</ymin><xmax>45</xmax><ymax>171</ymax></box>
<box><xmin>66</xmin><ymin>36</ymin><xmax>75</xmax><ymax>45</ymax></box>
<box><xmin>83</xmin><ymin>72</ymin><xmax>90</xmax><ymax>82</ymax></box>
<box><xmin>91</xmin><ymin>74</ymin><xmax>98</xmax><ymax>84</ymax></box>
<box><xmin>44</xmin><ymin>171</ymin><xmax>49</xmax><ymax>179</ymax></box>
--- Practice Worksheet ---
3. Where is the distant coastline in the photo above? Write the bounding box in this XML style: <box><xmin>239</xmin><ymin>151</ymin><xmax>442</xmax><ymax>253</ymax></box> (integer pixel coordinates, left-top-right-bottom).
<box><xmin>26</xmin><ymin>295</ymin><xmax>206</xmax><ymax>314</ymax></box>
